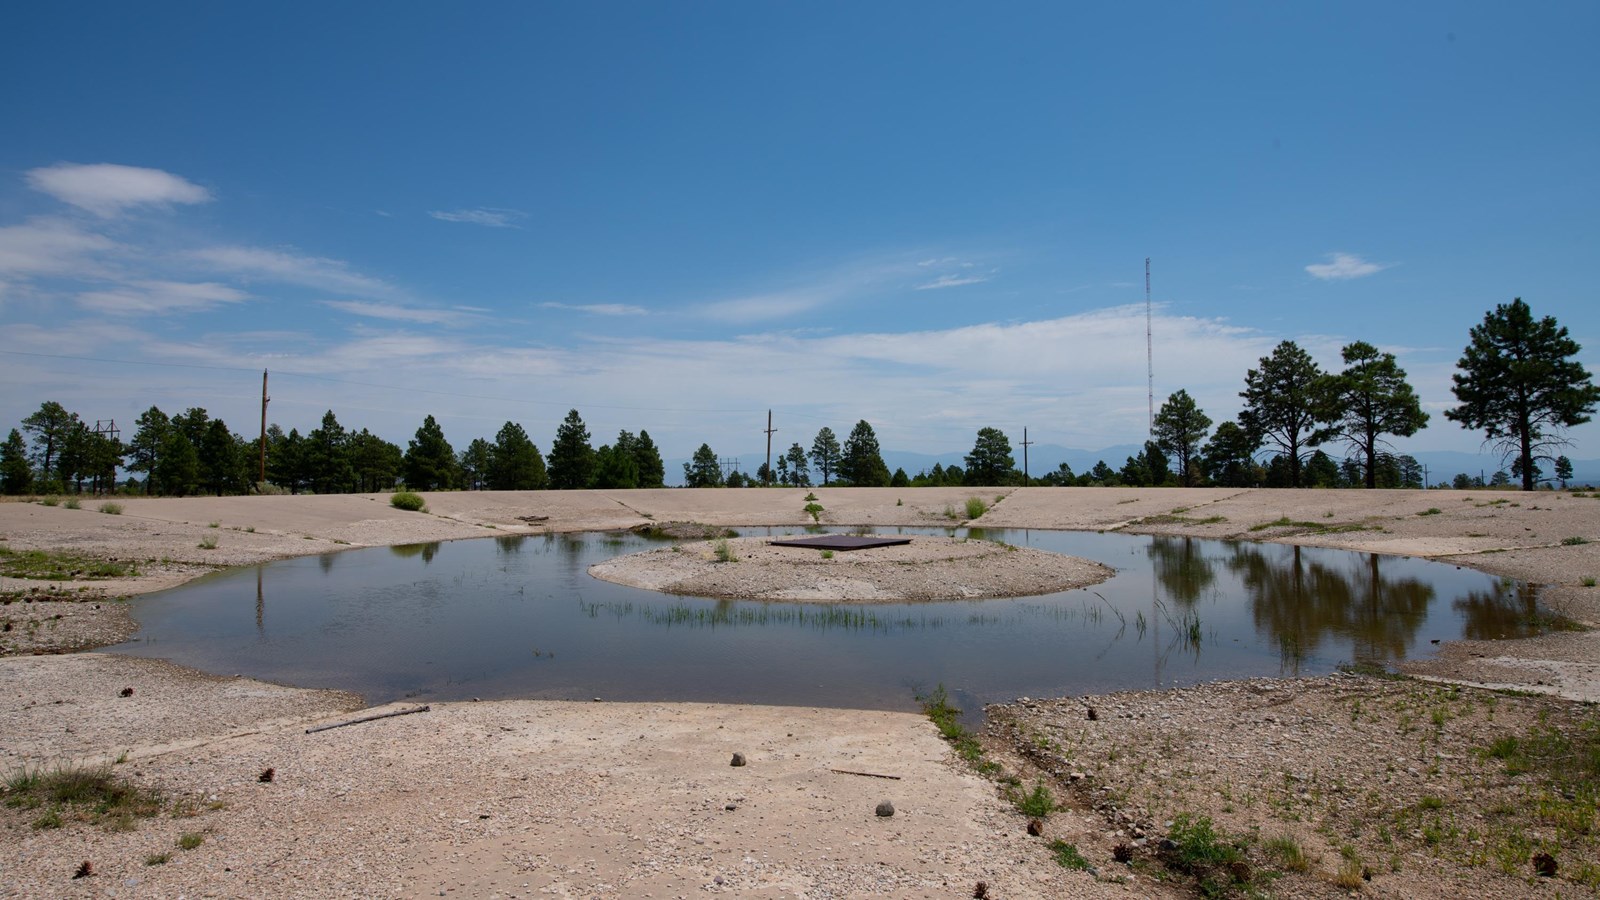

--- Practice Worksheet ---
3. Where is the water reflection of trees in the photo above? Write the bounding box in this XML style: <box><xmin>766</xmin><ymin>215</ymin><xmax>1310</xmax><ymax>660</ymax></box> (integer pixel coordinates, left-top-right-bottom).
<box><xmin>1226</xmin><ymin>546</ymin><xmax>1434</xmax><ymax>672</ymax></box>
<box><xmin>1453</xmin><ymin>582</ymin><xmax>1543</xmax><ymax>640</ymax></box>
<box><xmin>1147</xmin><ymin>536</ymin><xmax>1217</xmax><ymax>606</ymax></box>
<box><xmin>390</xmin><ymin>542</ymin><xmax>440</xmax><ymax>564</ymax></box>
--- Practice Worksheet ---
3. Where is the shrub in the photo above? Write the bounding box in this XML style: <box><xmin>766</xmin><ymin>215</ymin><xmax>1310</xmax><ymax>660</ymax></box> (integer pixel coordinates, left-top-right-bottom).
<box><xmin>803</xmin><ymin>502</ymin><xmax>824</xmax><ymax>522</ymax></box>
<box><xmin>964</xmin><ymin>497</ymin><xmax>988</xmax><ymax>519</ymax></box>
<box><xmin>177</xmin><ymin>831</ymin><xmax>204</xmax><ymax>850</ymax></box>
<box><xmin>197</xmin><ymin>536</ymin><xmax>218</xmax><ymax>550</ymax></box>
<box><xmin>98</xmin><ymin>502</ymin><xmax>123</xmax><ymax>515</ymax></box>
<box><xmin>38</xmin><ymin>496</ymin><xmax>60</xmax><ymax>507</ymax></box>
<box><xmin>1562</xmin><ymin>536</ymin><xmax>1589</xmax><ymax>546</ymax></box>
<box><xmin>63</xmin><ymin>497</ymin><xmax>81</xmax><ymax>510</ymax></box>
<box><xmin>390</xmin><ymin>491</ymin><xmax>426</xmax><ymax>512</ymax></box>
<box><xmin>1014</xmin><ymin>780</ymin><xmax>1055</xmax><ymax>818</ymax></box>
<box><xmin>713</xmin><ymin>538</ymin><xmax>736</xmax><ymax>563</ymax></box>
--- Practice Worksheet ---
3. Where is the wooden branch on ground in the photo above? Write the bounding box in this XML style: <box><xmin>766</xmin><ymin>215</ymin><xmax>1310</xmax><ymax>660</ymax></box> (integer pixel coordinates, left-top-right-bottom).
<box><xmin>829</xmin><ymin>768</ymin><xmax>901</xmax><ymax>780</ymax></box>
<box><xmin>306</xmin><ymin>705</ymin><xmax>431</xmax><ymax>734</ymax></box>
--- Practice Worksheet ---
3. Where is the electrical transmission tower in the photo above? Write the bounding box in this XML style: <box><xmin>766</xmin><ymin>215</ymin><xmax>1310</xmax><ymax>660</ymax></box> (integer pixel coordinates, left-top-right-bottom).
<box><xmin>1146</xmin><ymin>257</ymin><xmax>1154</xmax><ymax>434</ymax></box>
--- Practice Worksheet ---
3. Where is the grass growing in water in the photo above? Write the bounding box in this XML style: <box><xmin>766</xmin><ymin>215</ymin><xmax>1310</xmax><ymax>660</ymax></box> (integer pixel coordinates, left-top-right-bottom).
<box><xmin>919</xmin><ymin>684</ymin><xmax>987</xmax><ymax>765</ymax></box>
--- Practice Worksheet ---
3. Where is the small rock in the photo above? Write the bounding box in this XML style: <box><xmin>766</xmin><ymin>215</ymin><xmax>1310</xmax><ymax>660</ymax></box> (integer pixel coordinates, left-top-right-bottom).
<box><xmin>119</xmin><ymin>687</ymin><xmax>133</xmax><ymax>698</ymax></box>
<box><xmin>724</xmin><ymin>803</ymin><xmax>737</xmax><ymax>811</ymax></box>
<box><xmin>730</xmin><ymin>752</ymin><xmax>747</xmax><ymax>767</ymax></box>
<box><xmin>875</xmin><ymin>800</ymin><xmax>895</xmax><ymax>817</ymax></box>
<box><xmin>1159</xmin><ymin>838</ymin><xmax>1179</xmax><ymax>852</ymax></box>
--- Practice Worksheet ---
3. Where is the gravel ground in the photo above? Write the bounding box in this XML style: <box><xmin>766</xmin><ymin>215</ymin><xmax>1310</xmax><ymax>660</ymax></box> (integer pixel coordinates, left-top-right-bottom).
<box><xmin>1</xmin><ymin>488</ymin><xmax>1597</xmax><ymax>898</ymax></box>
<box><xmin>589</xmin><ymin>535</ymin><xmax>1113</xmax><ymax>602</ymax></box>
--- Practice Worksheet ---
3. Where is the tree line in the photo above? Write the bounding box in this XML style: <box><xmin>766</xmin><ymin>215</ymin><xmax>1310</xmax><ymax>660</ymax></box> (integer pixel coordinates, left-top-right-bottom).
<box><xmin>0</xmin><ymin>405</ymin><xmax>665</xmax><ymax>497</ymax></box>
<box><xmin>2</xmin><ymin>298</ymin><xmax>1594</xmax><ymax>496</ymax></box>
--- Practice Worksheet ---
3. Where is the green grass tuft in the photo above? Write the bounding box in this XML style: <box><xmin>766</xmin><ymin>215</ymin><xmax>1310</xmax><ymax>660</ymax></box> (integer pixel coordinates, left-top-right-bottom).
<box><xmin>1048</xmin><ymin>839</ymin><xmax>1090</xmax><ymax>870</ymax></box>
<box><xmin>964</xmin><ymin>497</ymin><xmax>988</xmax><ymax>519</ymax></box>
<box><xmin>98</xmin><ymin>502</ymin><xmax>123</xmax><ymax>515</ymax></box>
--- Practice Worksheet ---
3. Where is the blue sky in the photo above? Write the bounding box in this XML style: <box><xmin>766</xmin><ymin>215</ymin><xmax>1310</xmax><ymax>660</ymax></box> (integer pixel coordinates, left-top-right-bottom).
<box><xmin>2</xmin><ymin>3</ymin><xmax>1596</xmax><ymax>466</ymax></box>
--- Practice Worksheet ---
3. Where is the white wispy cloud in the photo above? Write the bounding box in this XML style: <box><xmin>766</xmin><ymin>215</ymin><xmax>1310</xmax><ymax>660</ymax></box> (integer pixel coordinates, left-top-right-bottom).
<box><xmin>0</xmin><ymin>218</ymin><xmax>117</xmax><ymax>276</ymax></box>
<box><xmin>429</xmin><ymin>207</ymin><xmax>528</xmax><ymax>228</ymax></box>
<box><xmin>1305</xmin><ymin>252</ymin><xmax>1389</xmax><ymax>281</ymax></box>
<box><xmin>188</xmin><ymin>245</ymin><xmax>395</xmax><ymax>297</ymax></box>
<box><xmin>915</xmin><ymin>272</ymin><xmax>991</xmax><ymax>291</ymax></box>
<box><xmin>541</xmin><ymin>302</ymin><xmax>649</xmax><ymax>317</ymax></box>
<box><xmin>323</xmin><ymin>300</ymin><xmax>469</xmax><ymax>325</ymax></box>
<box><xmin>26</xmin><ymin>163</ymin><xmax>211</xmax><ymax>217</ymax></box>
<box><xmin>77</xmin><ymin>281</ymin><xmax>248</xmax><ymax>315</ymax></box>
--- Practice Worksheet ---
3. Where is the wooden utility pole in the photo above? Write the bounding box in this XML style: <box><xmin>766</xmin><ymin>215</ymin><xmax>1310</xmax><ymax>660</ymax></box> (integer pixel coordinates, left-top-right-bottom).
<box><xmin>763</xmin><ymin>410</ymin><xmax>777</xmax><ymax>485</ymax></box>
<box><xmin>258</xmin><ymin>369</ymin><xmax>270</xmax><ymax>485</ymax></box>
<box><xmin>1020</xmin><ymin>427</ymin><xmax>1034</xmax><ymax>484</ymax></box>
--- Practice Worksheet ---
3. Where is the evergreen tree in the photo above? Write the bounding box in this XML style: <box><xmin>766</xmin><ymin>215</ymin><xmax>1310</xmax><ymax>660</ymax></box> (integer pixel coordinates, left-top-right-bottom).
<box><xmin>404</xmin><ymin>415</ymin><xmax>458</xmax><ymax>491</ymax></box>
<box><xmin>629</xmin><ymin>430</ymin><xmax>664</xmax><ymax>488</ymax></box>
<box><xmin>963</xmin><ymin>427</ymin><xmax>1016</xmax><ymax>486</ymax></box>
<box><xmin>809</xmin><ymin>428</ymin><xmax>841</xmax><ymax>485</ymax></box>
<box><xmin>1239</xmin><ymin>341</ymin><xmax>1331</xmax><ymax>487</ymax></box>
<box><xmin>684</xmin><ymin>443</ymin><xmax>723</xmax><ymax>487</ymax></box>
<box><xmin>784</xmin><ymin>443</ymin><xmax>810</xmax><ymax>487</ymax></box>
<box><xmin>0</xmin><ymin>428</ymin><xmax>32</xmax><ymax>494</ymax></box>
<box><xmin>154</xmin><ymin>430</ymin><xmax>200</xmax><ymax>496</ymax></box>
<box><xmin>838</xmin><ymin>420</ymin><xmax>890</xmax><ymax>486</ymax></box>
<box><xmin>1324</xmin><ymin>341</ymin><xmax>1429</xmax><ymax>489</ymax></box>
<box><xmin>1120</xmin><ymin>454</ymin><xmax>1151</xmax><ymax>487</ymax></box>
<box><xmin>305</xmin><ymin>410</ymin><xmax>354</xmax><ymax>494</ymax></box>
<box><xmin>127</xmin><ymin>407</ymin><xmax>171</xmax><ymax>494</ymax></box>
<box><xmin>1446</xmin><ymin>298</ymin><xmax>1600</xmax><ymax>491</ymax></box>
<box><xmin>199</xmin><ymin>419</ymin><xmax>244</xmax><ymax>495</ymax></box>
<box><xmin>546</xmin><ymin>409</ymin><xmax>595</xmax><ymax>490</ymax></box>
<box><xmin>775</xmin><ymin>454</ymin><xmax>790</xmax><ymax>485</ymax></box>
<box><xmin>266</xmin><ymin>426</ymin><xmax>309</xmax><ymax>494</ymax></box>
<box><xmin>890</xmin><ymin>467</ymin><xmax>910</xmax><ymax>488</ymax></box>
<box><xmin>351</xmin><ymin>429</ymin><xmax>403</xmax><ymax>492</ymax></box>
<box><xmin>488</xmin><ymin>422</ymin><xmax>546</xmax><ymax>490</ymax></box>
<box><xmin>1152</xmin><ymin>390</ymin><xmax>1212</xmax><ymax>486</ymax></box>
<box><xmin>1555</xmin><ymin>456</ymin><xmax>1574</xmax><ymax>488</ymax></box>
<box><xmin>1304</xmin><ymin>450</ymin><xmax>1341</xmax><ymax>488</ymax></box>
<box><xmin>1143</xmin><ymin>439</ymin><xmax>1172</xmax><ymax>486</ymax></box>
<box><xmin>459</xmin><ymin>438</ymin><xmax>493</xmax><ymax>490</ymax></box>
<box><xmin>593</xmin><ymin>442</ymin><xmax>640</xmax><ymax>489</ymax></box>
<box><xmin>21</xmin><ymin>400</ymin><xmax>77</xmax><ymax>489</ymax></box>
<box><xmin>1201</xmin><ymin>421</ymin><xmax>1260</xmax><ymax>488</ymax></box>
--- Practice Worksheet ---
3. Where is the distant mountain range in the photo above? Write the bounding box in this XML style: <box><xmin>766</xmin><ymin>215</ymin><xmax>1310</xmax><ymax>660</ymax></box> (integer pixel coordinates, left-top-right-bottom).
<box><xmin>666</xmin><ymin>444</ymin><xmax>1600</xmax><ymax>488</ymax></box>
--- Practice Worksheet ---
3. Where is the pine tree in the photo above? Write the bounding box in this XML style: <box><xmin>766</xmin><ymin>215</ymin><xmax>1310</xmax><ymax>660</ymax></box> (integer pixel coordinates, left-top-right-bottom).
<box><xmin>404</xmin><ymin>415</ymin><xmax>457</xmax><ymax>491</ymax></box>
<box><xmin>1239</xmin><ymin>341</ymin><xmax>1331</xmax><ymax>488</ymax></box>
<box><xmin>809</xmin><ymin>428</ymin><xmax>841</xmax><ymax>485</ymax></box>
<box><xmin>488</xmin><ymin>422</ymin><xmax>546</xmax><ymax>490</ymax></box>
<box><xmin>838</xmin><ymin>420</ymin><xmax>889</xmax><ymax>487</ymax></box>
<box><xmin>1324</xmin><ymin>341</ymin><xmax>1429</xmax><ymax>489</ymax></box>
<box><xmin>546</xmin><ymin>410</ymin><xmax>595</xmax><ymax>490</ymax></box>
<box><xmin>1152</xmin><ymin>390</ymin><xmax>1212</xmax><ymax>486</ymax></box>
<box><xmin>963</xmin><ymin>427</ymin><xmax>1015</xmax><ymax>486</ymax></box>
<box><xmin>0</xmin><ymin>428</ymin><xmax>33</xmax><ymax>494</ymax></box>
<box><xmin>1446</xmin><ymin>298</ymin><xmax>1600</xmax><ymax>491</ymax></box>
<box><xmin>632</xmin><ymin>430</ymin><xmax>666</xmax><ymax>489</ymax></box>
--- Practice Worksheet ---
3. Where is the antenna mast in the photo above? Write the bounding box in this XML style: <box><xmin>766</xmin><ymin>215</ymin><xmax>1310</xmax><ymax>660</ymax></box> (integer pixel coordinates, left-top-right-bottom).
<box><xmin>1145</xmin><ymin>258</ymin><xmax>1154</xmax><ymax>433</ymax></box>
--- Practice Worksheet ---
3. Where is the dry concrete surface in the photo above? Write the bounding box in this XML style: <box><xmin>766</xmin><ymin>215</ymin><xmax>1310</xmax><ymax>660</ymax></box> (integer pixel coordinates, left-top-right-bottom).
<box><xmin>1</xmin><ymin>487</ymin><xmax>1598</xmax><ymax>898</ymax></box>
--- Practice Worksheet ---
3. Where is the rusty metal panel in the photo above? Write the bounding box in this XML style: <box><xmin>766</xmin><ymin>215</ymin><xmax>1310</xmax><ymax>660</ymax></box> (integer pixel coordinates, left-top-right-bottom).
<box><xmin>768</xmin><ymin>536</ymin><xmax>912</xmax><ymax>551</ymax></box>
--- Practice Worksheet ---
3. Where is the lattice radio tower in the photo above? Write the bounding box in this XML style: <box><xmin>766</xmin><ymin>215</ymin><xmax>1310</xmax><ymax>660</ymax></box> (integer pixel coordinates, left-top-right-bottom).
<box><xmin>1145</xmin><ymin>257</ymin><xmax>1154</xmax><ymax>434</ymax></box>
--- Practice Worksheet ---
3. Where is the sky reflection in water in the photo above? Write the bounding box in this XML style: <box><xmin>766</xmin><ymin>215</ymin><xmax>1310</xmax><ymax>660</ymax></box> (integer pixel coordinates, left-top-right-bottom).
<box><xmin>110</xmin><ymin>528</ymin><xmax>1544</xmax><ymax>715</ymax></box>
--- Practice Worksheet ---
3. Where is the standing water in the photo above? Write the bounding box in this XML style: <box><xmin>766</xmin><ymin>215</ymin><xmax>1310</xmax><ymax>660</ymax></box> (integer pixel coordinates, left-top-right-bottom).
<box><xmin>110</xmin><ymin>528</ymin><xmax>1547</xmax><ymax>713</ymax></box>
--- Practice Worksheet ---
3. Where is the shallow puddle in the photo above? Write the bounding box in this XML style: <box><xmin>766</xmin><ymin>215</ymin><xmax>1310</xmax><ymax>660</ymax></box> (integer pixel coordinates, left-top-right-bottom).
<box><xmin>110</xmin><ymin>528</ymin><xmax>1547</xmax><ymax>714</ymax></box>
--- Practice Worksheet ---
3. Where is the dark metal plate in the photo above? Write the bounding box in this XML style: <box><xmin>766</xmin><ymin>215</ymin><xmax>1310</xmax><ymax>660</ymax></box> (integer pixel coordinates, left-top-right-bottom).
<box><xmin>767</xmin><ymin>536</ymin><xmax>913</xmax><ymax>551</ymax></box>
